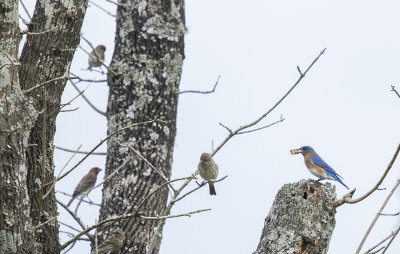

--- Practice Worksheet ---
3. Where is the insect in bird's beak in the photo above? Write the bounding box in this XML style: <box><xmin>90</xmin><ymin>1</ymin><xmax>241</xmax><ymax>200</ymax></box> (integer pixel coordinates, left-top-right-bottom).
<box><xmin>290</xmin><ymin>149</ymin><xmax>300</xmax><ymax>155</ymax></box>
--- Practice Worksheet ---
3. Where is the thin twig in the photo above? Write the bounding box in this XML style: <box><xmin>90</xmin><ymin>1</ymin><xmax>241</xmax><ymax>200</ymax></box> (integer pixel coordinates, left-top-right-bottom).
<box><xmin>334</xmin><ymin>143</ymin><xmax>400</xmax><ymax>207</ymax></box>
<box><xmin>59</xmin><ymin>221</ymin><xmax>82</xmax><ymax>233</ymax></box>
<box><xmin>24</xmin><ymin>73</ymin><xmax>78</xmax><ymax>93</ymax></box>
<box><xmin>356</xmin><ymin>179</ymin><xmax>400</xmax><ymax>254</ymax></box>
<box><xmin>382</xmin><ymin>224</ymin><xmax>400</xmax><ymax>254</ymax></box>
<box><xmin>55</xmin><ymin>145</ymin><xmax>106</xmax><ymax>156</ymax></box>
<box><xmin>237</xmin><ymin>116</ymin><xmax>285</xmax><ymax>135</ymax></box>
<box><xmin>174</xmin><ymin>175</ymin><xmax>228</xmax><ymax>203</ymax></box>
<box><xmin>140</xmin><ymin>208</ymin><xmax>211</xmax><ymax>220</ymax></box>
<box><xmin>380</xmin><ymin>211</ymin><xmax>400</xmax><ymax>216</ymax></box>
<box><xmin>57</xmin><ymin>200</ymin><xmax>95</xmax><ymax>242</ymax></box>
<box><xmin>55</xmin><ymin>118</ymin><xmax>163</xmax><ymax>184</ymax></box>
<box><xmin>179</xmin><ymin>75</ymin><xmax>221</xmax><ymax>94</ymax></box>
<box><xmin>69</xmin><ymin>79</ymin><xmax>106</xmax><ymax>116</ymax></box>
<box><xmin>19</xmin><ymin>0</ymin><xmax>32</xmax><ymax>20</ymax></box>
<box><xmin>34</xmin><ymin>216</ymin><xmax>57</xmax><ymax>229</ymax></box>
<box><xmin>43</xmin><ymin>145</ymin><xmax>82</xmax><ymax>199</ymax></box>
<box><xmin>56</xmin><ymin>190</ymin><xmax>100</xmax><ymax>206</ymax></box>
<box><xmin>89</xmin><ymin>0</ymin><xmax>116</xmax><ymax>17</ymax></box>
<box><xmin>364</xmin><ymin>231</ymin><xmax>395</xmax><ymax>254</ymax></box>
<box><xmin>21</xmin><ymin>26</ymin><xmax>58</xmax><ymax>35</ymax></box>
<box><xmin>212</xmin><ymin>48</ymin><xmax>326</xmax><ymax>156</ymax></box>
<box><xmin>59</xmin><ymin>176</ymin><xmax>192</xmax><ymax>250</ymax></box>
<box><xmin>391</xmin><ymin>85</ymin><xmax>400</xmax><ymax>99</ymax></box>
<box><xmin>114</xmin><ymin>139</ymin><xmax>174</xmax><ymax>191</ymax></box>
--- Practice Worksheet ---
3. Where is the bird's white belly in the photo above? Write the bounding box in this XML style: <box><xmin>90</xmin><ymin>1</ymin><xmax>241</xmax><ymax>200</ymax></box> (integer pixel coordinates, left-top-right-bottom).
<box><xmin>308</xmin><ymin>167</ymin><xmax>328</xmax><ymax>179</ymax></box>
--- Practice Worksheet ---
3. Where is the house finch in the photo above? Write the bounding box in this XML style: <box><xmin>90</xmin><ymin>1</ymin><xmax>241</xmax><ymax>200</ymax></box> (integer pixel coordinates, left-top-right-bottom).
<box><xmin>87</xmin><ymin>45</ymin><xmax>106</xmax><ymax>70</ymax></box>
<box><xmin>67</xmin><ymin>167</ymin><xmax>101</xmax><ymax>207</ymax></box>
<box><xmin>92</xmin><ymin>228</ymin><xmax>125</xmax><ymax>254</ymax></box>
<box><xmin>198</xmin><ymin>153</ymin><xmax>219</xmax><ymax>195</ymax></box>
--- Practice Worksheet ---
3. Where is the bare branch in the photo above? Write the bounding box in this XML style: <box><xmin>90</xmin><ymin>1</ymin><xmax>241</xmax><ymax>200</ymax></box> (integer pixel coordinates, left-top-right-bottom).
<box><xmin>173</xmin><ymin>175</ymin><xmax>228</xmax><ymax>203</ymax></box>
<box><xmin>382</xmin><ymin>225</ymin><xmax>400</xmax><ymax>253</ymax></box>
<box><xmin>56</xmin><ymin>190</ymin><xmax>100</xmax><ymax>207</ymax></box>
<box><xmin>179</xmin><ymin>75</ymin><xmax>221</xmax><ymax>94</ymax></box>
<box><xmin>21</xmin><ymin>26</ymin><xmax>59</xmax><ymax>35</ymax></box>
<box><xmin>114</xmin><ymin>139</ymin><xmax>174</xmax><ymax>191</ymax></box>
<box><xmin>236</xmin><ymin>116</ymin><xmax>285</xmax><ymax>135</ymax></box>
<box><xmin>19</xmin><ymin>0</ymin><xmax>32</xmax><ymax>20</ymax></box>
<box><xmin>356</xmin><ymin>179</ymin><xmax>400</xmax><ymax>254</ymax></box>
<box><xmin>57</xmin><ymin>200</ymin><xmax>95</xmax><ymax>242</ymax></box>
<box><xmin>34</xmin><ymin>216</ymin><xmax>57</xmax><ymax>229</ymax></box>
<box><xmin>24</xmin><ymin>72</ymin><xmax>78</xmax><ymax>93</ymax></box>
<box><xmin>391</xmin><ymin>85</ymin><xmax>400</xmax><ymax>99</ymax></box>
<box><xmin>365</xmin><ymin>230</ymin><xmax>396</xmax><ymax>254</ymax></box>
<box><xmin>89</xmin><ymin>0</ymin><xmax>116</xmax><ymax>17</ymax></box>
<box><xmin>334</xmin><ymin>143</ymin><xmax>400</xmax><ymax>207</ymax></box>
<box><xmin>212</xmin><ymin>48</ymin><xmax>326</xmax><ymax>156</ymax></box>
<box><xmin>55</xmin><ymin>145</ymin><xmax>106</xmax><ymax>156</ymax></box>
<box><xmin>59</xmin><ymin>221</ymin><xmax>82</xmax><ymax>233</ymax></box>
<box><xmin>43</xmin><ymin>145</ymin><xmax>82</xmax><ymax>199</ymax></box>
<box><xmin>59</xmin><ymin>176</ymin><xmax>192</xmax><ymax>250</ymax></box>
<box><xmin>69</xmin><ymin>79</ymin><xmax>106</xmax><ymax>116</ymax></box>
<box><xmin>140</xmin><ymin>209</ymin><xmax>211</xmax><ymax>220</ymax></box>
<box><xmin>55</xmin><ymin>118</ymin><xmax>164</xmax><ymax>184</ymax></box>
<box><xmin>380</xmin><ymin>211</ymin><xmax>400</xmax><ymax>216</ymax></box>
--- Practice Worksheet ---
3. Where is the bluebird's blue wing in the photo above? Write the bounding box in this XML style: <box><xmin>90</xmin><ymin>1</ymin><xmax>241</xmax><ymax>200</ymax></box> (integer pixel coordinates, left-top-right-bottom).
<box><xmin>309</xmin><ymin>154</ymin><xmax>349</xmax><ymax>190</ymax></box>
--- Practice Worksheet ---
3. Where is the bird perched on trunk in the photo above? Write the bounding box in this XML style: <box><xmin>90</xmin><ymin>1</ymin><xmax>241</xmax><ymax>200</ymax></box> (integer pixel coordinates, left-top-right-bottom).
<box><xmin>87</xmin><ymin>45</ymin><xmax>106</xmax><ymax>70</ymax></box>
<box><xmin>92</xmin><ymin>228</ymin><xmax>125</xmax><ymax>254</ymax></box>
<box><xmin>198</xmin><ymin>153</ymin><xmax>219</xmax><ymax>195</ymax></box>
<box><xmin>67</xmin><ymin>167</ymin><xmax>101</xmax><ymax>207</ymax></box>
<box><xmin>290</xmin><ymin>146</ymin><xmax>349</xmax><ymax>189</ymax></box>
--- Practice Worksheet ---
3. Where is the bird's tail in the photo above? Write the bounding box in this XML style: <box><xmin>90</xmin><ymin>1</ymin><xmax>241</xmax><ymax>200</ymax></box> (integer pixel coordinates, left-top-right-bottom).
<box><xmin>336</xmin><ymin>177</ymin><xmax>349</xmax><ymax>190</ymax></box>
<box><xmin>209</xmin><ymin>181</ymin><xmax>216</xmax><ymax>195</ymax></box>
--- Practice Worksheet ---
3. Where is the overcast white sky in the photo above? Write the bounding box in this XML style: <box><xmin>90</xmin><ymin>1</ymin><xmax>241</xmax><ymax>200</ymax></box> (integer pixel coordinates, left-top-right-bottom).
<box><xmin>21</xmin><ymin>1</ymin><xmax>400</xmax><ymax>253</ymax></box>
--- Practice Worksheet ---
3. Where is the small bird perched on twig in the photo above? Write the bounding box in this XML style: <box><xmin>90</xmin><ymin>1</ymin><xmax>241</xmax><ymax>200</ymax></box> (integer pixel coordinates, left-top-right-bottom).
<box><xmin>67</xmin><ymin>167</ymin><xmax>101</xmax><ymax>207</ymax></box>
<box><xmin>87</xmin><ymin>45</ymin><xmax>106</xmax><ymax>70</ymax></box>
<box><xmin>198</xmin><ymin>153</ymin><xmax>219</xmax><ymax>195</ymax></box>
<box><xmin>92</xmin><ymin>228</ymin><xmax>125</xmax><ymax>254</ymax></box>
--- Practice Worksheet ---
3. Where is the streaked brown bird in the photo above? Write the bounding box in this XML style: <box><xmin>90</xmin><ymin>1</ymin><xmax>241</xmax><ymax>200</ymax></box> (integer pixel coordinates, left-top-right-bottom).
<box><xmin>67</xmin><ymin>167</ymin><xmax>101</xmax><ymax>207</ymax></box>
<box><xmin>92</xmin><ymin>228</ymin><xmax>125</xmax><ymax>254</ymax></box>
<box><xmin>87</xmin><ymin>45</ymin><xmax>106</xmax><ymax>70</ymax></box>
<box><xmin>198</xmin><ymin>153</ymin><xmax>219</xmax><ymax>195</ymax></box>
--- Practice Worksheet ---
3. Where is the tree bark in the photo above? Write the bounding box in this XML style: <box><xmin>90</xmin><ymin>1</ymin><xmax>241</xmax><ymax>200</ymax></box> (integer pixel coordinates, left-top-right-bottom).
<box><xmin>1</xmin><ymin>0</ymin><xmax>89</xmax><ymax>253</ymax></box>
<box><xmin>0</xmin><ymin>1</ymin><xmax>38</xmax><ymax>253</ymax></box>
<box><xmin>98</xmin><ymin>0</ymin><xmax>185</xmax><ymax>253</ymax></box>
<box><xmin>254</xmin><ymin>180</ymin><xmax>337</xmax><ymax>254</ymax></box>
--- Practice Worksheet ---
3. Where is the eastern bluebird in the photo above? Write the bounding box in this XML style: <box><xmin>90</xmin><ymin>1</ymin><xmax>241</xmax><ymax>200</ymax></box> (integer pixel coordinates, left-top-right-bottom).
<box><xmin>67</xmin><ymin>167</ymin><xmax>101</xmax><ymax>206</ymax></box>
<box><xmin>290</xmin><ymin>146</ymin><xmax>349</xmax><ymax>190</ymax></box>
<box><xmin>87</xmin><ymin>45</ymin><xmax>106</xmax><ymax>70</ymax></box>
<box><xmin>198</xmin><ymin>153</ymin><xmax>219</xmax><ymax>195</ymax></box>
<box><xmin>92</xmin><ymin>228</ymin><xmax>125</xmax><ymax>254</ymax></box>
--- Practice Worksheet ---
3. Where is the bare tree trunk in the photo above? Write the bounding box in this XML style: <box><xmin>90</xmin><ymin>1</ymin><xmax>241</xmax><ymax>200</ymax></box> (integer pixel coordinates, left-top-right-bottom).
<box><xmin>0</xmin><ymin>0</ymin><xmax>89</xmax><ymax>253</ymax></box>
<box><xmin>253</xmin><ymin>180</ymin><xmax>337</xmax><ymax>254</ymax></box>
<box><xmin>0</xmin><ymin>2</ymin><xmax>38</xmax><ymax>252</ymax></box>
<box><xmin>98</xmin><ymin>0</ymin><xmax>185</xmax><ymax>253</ymax></box>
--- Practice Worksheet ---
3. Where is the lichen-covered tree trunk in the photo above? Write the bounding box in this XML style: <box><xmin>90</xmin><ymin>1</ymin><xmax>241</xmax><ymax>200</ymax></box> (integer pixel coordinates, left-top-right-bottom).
<box><xmin>0</xmin><ymin>1</ymin><xmax>38</xmax><ymax>252</ymax></box>
<box><xmin>0</xmin><ymin>0</ymin><xmax>89</xmax><ymax>253</ymax></box>
<box><xmin>98</xmin><ymin>0</ymin><xmax>185</xmax><ymax>253</ymax></box>
<box><xmin>254</xmin><ymin>180</ymin><xmax>337</xmax><ymax>254</ymax></box>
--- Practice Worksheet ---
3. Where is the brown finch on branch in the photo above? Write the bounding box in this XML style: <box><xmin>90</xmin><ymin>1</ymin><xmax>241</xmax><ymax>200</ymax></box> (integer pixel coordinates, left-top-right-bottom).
<box><xmin>67</xmin><ymin>167</ymin><xmax>101</xmax><ymax>207</ymax></box>
<box><xmin>92</xmin><ymin>228</ymin><xmax>125</xmax><ymax>254</ymax></box>
<box><xmin>198</xmin><ymin>153</ymin><xmax>219</xmax><ymax>195</ymax></box>
<box><xmin>87</xmin><ymin>45</ymin><xmax>106</xmax><ymax>70</ymax></box>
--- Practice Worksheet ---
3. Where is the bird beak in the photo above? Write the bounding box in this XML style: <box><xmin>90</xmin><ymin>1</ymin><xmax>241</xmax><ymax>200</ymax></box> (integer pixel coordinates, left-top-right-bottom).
<box><xmin>290</xmin><ymin>149</ymin><xmax>300</xmax><ymax>155</ymax></box>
